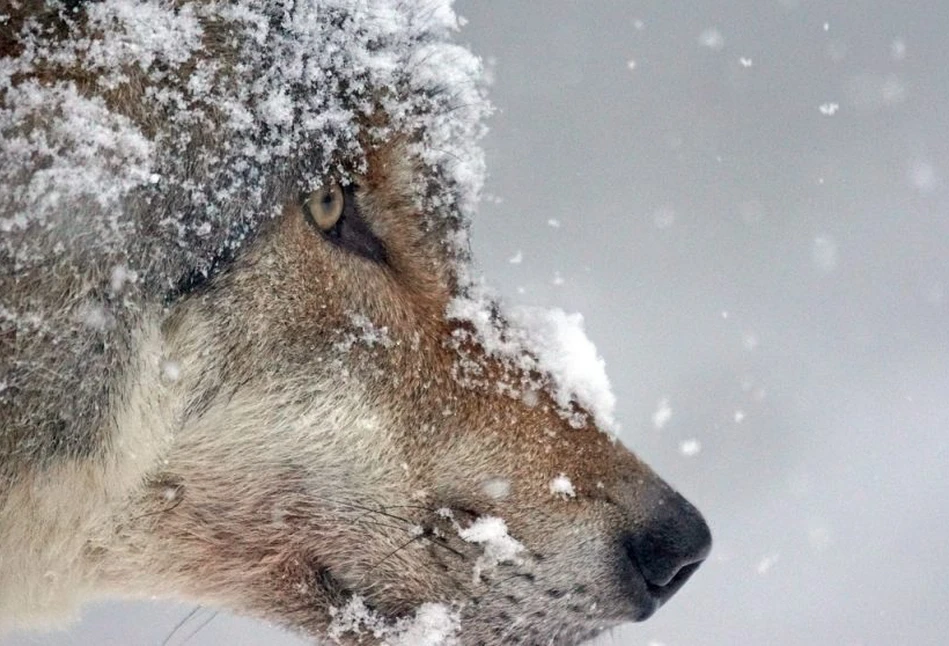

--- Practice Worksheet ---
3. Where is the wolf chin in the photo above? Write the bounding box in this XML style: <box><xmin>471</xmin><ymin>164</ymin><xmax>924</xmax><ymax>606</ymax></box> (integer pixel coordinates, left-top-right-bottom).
<box><xmin>0</xmin><ymin>1</ymin><xmax>711</xmax><ymax>644</ymax></box>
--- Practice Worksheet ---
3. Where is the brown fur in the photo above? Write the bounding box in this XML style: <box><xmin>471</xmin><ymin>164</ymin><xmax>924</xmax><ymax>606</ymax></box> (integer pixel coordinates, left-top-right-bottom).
<box><xmin>1</xmin><ymin>2</ymin><xmax>708</xmax><ymax>644</ymax></box>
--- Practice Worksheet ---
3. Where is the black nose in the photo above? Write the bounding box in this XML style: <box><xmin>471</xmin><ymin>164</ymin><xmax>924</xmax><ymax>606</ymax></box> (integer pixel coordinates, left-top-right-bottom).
<box><xmin>622</xmin><ymin>489</ymin><xmax>711</xmax><ymax>601</ymax></box>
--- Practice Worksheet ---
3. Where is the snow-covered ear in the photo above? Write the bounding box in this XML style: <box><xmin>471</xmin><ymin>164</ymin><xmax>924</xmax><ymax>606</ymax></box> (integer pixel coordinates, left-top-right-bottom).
<box><xmin>304</xmin><ymin>183</ymin><xmax>344</xmax><ymax>232</ymax></box>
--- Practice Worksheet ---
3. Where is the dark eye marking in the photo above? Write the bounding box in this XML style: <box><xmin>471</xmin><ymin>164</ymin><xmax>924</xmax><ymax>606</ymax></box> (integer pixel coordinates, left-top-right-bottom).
<box><xmin>302</xmin><ymin>183</ymin><xmax>388</xmax><ymax>264</ymax></box>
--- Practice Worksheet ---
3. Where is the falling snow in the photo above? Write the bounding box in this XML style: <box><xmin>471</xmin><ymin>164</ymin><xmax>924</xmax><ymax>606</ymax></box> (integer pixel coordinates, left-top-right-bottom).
<box><xmin>679</xmin><ymin>439</ymin><xmax>702</xmax><ymax>457</ymax></box>
<box><xmin>891</xmin><ymin>38</ymin><xmax>907</xmax><ymax>60</ymax></box>
<box><xmin>652</xmin><ymin>399</ymin><xmax>673</xmax><ymax>430</ymax></box>
<box><xmin>698</xmin><ymin>28</ymin><xmax>725</xmax><ymax>51</ymax></box>
<box><xmin>812</xmin><ymin>235</ymin><xmax>839</xmax><ymax>272</ymax></box>
<box><xmin>756</xmin><ymin>553</ymin><xmax>780</xmax><ymax>575</ymax></box>
<box><xmin>653</xmin><ymin>206</ymin><xmax>677</xmax><ymax>229</ymax></box>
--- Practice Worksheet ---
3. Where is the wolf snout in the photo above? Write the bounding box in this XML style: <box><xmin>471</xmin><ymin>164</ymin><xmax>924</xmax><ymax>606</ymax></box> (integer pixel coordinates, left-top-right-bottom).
<box><xmin>621</xmin><ymin>489</ymin><xmax>711</xmax><ymax>610</ymax></box>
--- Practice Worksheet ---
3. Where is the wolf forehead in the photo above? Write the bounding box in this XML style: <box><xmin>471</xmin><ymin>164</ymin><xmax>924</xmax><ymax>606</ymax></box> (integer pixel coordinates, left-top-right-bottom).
<box><xmin>0</xmin><ymin>0</ymin><xmax>488</xmax><ymax>292</ymax></box>
<box><xmin>0</xmin><ymin>0</ymin><xmax>489</xmax><ymax>469</ymax></box>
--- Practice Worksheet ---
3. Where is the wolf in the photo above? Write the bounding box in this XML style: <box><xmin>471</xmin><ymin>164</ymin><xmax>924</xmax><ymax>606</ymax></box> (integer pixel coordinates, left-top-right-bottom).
<box><xmin>0</xmin><ymin>1</ymin><xmax>710</xmax><ymax>644</ymax></box>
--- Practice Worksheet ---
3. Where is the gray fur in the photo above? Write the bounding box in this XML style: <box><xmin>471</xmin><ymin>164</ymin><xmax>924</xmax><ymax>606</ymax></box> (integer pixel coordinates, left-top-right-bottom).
<box><xmin>0</xmin><ymin>2</ymin><xmax>708</xmax><ymax>643</ymax></box>
<box><xmin>0</xmin><ymin>0</ymin><xmax>480</xmax><ymax>474</ymax></box>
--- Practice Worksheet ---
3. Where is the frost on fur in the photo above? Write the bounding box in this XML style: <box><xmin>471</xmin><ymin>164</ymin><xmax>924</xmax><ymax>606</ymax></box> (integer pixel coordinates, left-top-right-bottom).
<box><xmin>458</xmin><ymin>516</ymin><xmax>525</xmax><ymax>583</ymax></box>
<box><xmin>328</xmin><ymin>597</ymin><xmax>460</xmax><ymax>645</ymax></box>
<box><xmin>0</xmin><ymin>2</ymin><xmax>712</xmax><ymax>643</ymax></box>
<box><xmin>448</xmin><ymin>287</ymin><xmax>618</xmax><ymax>434</ymax></box>
<box><xmin>549</xmin><ymin>474</ymin><xmax>576</xmax><ymax>498</ymax></box>
<box><xmin>1</xmin><ymin>0</ymin><xmax>489</xmax><ymax>288</ymax></box>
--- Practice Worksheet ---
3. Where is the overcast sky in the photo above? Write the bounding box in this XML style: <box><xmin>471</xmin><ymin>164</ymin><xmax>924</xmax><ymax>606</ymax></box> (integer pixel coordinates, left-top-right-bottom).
<box><xmin>6</xmin><ymin>1</ymin><xmax>949</xmax><ymax>645</ymax></box>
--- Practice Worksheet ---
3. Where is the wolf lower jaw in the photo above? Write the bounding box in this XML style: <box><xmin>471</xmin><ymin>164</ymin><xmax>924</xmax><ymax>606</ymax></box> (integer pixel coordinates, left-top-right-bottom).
<box><xmin>0</xmin><ymin>302</ymin><xmax>404</xmax><ymax>634</ymax></box>
<box><xmin>0</xmin><ymin>297</ymin><xmax>675</xmax><ymax>644</ymax></box>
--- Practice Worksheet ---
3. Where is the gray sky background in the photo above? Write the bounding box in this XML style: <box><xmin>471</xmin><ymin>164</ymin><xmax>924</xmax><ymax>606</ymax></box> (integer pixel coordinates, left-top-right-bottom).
<box><xmin>6</xmin><ymin>1</ymin><xmax>949</xmax><ymax>644</ymax></box>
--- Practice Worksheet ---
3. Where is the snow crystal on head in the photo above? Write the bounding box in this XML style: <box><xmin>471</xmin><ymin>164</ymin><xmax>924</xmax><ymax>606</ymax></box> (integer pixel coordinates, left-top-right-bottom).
<box><xmin>84</xmin><ymin>0</ymin><xmax>204</xmax><ymax>72</ymax></box>
<box><xmin>448</xmin><ymin>285</ymin><xmax>618</xmax><ymax>434</ymax></box>
<box><xmin>508</xmin><ymin>306</ymin><xmax>617</xmax><ymax>431</ymax></box>
<box><xmin>0</xmin><ymin>81</ymin><xmax>153</xmax><ymax>238</ymax></box>
<box><xmin>2</xmin><ymin>0</ymin><xmax>489</xmax><ymax>287</ymax></box>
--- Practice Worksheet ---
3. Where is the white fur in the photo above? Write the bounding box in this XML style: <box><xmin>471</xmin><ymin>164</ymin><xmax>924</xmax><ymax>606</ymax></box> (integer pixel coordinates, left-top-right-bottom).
<box><xmin>0</xmin><ymin>298</ymin><xmax>407</xmax><ymax>630</ymax></box>
<box><xmin>0</xmin><ymin>316</ymin><xmax>173</xmax><ymax>629</ymax></box>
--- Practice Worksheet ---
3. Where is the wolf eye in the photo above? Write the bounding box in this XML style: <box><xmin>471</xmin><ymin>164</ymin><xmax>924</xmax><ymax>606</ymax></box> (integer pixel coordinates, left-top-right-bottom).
<box><xmin>302</xmin><ymin>182</ymin><xmax>388</xmax><ymax>264</ymax></box>
<box><xmin>305</xmin><ymin>184</ymin><xmax>344</xmax><ymax>232</ymax></box>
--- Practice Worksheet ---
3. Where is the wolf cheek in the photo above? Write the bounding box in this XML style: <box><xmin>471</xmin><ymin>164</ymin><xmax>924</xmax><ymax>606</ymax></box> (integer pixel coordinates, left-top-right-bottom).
<box><xmin>102</xmin><ymin>159</ymin><xmax>709</xmax><ymax>643</ymax></box>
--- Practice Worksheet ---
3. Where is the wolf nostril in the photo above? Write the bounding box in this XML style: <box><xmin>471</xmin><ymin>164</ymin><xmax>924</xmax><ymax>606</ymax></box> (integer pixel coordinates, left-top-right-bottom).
<box><xmin>623</xmin><ymin>491</ymin><xmax>711</xmax><ymax>592</ymax></box>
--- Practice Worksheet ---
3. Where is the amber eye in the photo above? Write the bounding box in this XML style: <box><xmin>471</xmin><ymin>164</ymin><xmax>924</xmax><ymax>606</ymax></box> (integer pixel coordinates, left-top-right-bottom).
<box><xmin>304</xmin><ymin>183</ymin><xmax>344</xmax><ymax>232</ymax></box>
<box><xmin>301</xmin><ymin>182</ymin><xmax>388</xmax><ymax>264</ymax></box>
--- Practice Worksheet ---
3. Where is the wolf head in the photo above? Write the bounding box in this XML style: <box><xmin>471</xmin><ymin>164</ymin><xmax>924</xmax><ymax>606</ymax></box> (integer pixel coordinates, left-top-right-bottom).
<box><xmin>0</xmin><ymin>2</ymin><xmax>709</xmax><ymax>644</ymax></box>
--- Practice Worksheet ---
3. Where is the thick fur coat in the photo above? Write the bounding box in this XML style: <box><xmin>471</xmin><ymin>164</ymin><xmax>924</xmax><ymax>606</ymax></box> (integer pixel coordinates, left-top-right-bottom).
<box><xmin>0</xmin><ymin>2</ymin><xmax>710</xmax><ymax>644</ymax></box>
